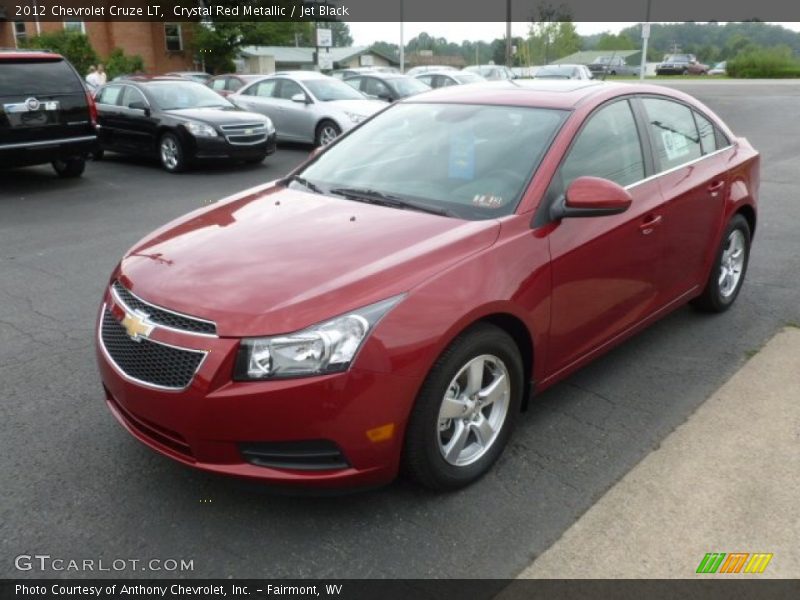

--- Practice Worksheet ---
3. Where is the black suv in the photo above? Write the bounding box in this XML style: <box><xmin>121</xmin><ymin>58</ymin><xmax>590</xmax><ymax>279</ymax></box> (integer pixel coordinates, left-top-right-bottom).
<box><xmin>0</xmin><ymin>50</ymin><xmax>97</xmax><ymax>177</ymax></box>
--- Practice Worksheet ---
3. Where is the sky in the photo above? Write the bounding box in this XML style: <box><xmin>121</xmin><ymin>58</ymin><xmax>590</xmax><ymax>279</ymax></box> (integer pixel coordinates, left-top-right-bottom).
<box><xmin>347</xmin><ymin>22</ymin><xmax>800</xmax><ymax>46</ymax></box>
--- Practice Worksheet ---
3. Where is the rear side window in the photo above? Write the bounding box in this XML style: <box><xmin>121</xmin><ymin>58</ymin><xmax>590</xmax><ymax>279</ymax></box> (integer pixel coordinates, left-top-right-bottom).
<box><xmin>0</xmin><ymin>60</ymin><xmax>83</xmax><ymax>95</ymax></box>
<box><xmin>96</xmin><ymin>85</ymin><xmax>122</xmax><ymax>105</ymax></box>
<box><xmin>210</xmin><ymin>78</ymin><xmax>227</xmax><ymax>91</ymax></box>
<box><xmin>693</xmin><ymin>110</ymin><xmax>717</xmax><ymax>155</ymax></box>
<box><xmin>642</xmin><ymin>98</ymin><xmax>702</xmax><ymax>170</ymax></box>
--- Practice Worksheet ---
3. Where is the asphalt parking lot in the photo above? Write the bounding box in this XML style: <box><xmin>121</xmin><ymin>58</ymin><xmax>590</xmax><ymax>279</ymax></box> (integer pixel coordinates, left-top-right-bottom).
<box><xmin>2</xmin><ymin>82</ymin><xmax>800</xmax><ymax>579</ymax></box>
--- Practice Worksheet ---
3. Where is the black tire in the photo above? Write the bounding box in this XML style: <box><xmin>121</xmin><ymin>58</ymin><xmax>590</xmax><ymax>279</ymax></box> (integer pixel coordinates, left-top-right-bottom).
<box><xmin>682</xmin><ymin>68</ymin><xmax>689</xmax><ymax>75</ymax></box>
<box><xmin>403</xmin><ymin>323</ymin><xmax>523</xmax><ymax>491</ymax></box>
<box><xmin>691</xmin><ymin>214</ymin><xmax>751</xmax><ymax>312</ymax></box>
<box><xmin>315</xmin><ymin>120</ymin><xmax>341</xmax><ymax>147</ymax></box>
<box><xmin>52</xmin><ymin>157</ymin><xmax>86</xmax><ymax>178</ymax></box>
<box><xmin>158</xmin><ymin>132</ymin><xmax>187</xmax><ymax>173</ymax></box>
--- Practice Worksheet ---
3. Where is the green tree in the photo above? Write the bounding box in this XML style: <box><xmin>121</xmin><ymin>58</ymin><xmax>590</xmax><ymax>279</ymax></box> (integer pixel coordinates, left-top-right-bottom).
<box><xmin>21</xmin><ymin>30</ymin><xmax>98</xmax><ymax>76</ymax></box>
<box><xmin>105</xmin><ymin>48</ymin><xmax>145</xmax><ymax>80</ymax></box>
<box><xmin>326</xmin><ymin>22</ymin><xmax>353</xmax><ymax>47</ymax></box>
<box><xmin>596</xmin><ymin>32</ymin><xmax>636</xmax><ymax>51</ymax></box>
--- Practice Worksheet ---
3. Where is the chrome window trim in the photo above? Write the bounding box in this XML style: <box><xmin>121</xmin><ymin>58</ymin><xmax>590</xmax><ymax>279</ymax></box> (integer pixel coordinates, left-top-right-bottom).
<box><xmin>110</xmin><ymin>282</ymin><xmax>218</xmax><ymax>338</ymax></box>
<box><xmin>0</xmin><ymin>135</ymin><xmax>96</xmax><ymax>150</ymax></box>
<box><xmin>625</xmin><ymin>144</ymin><xmax>734</xmax><ymax>191</ymax></box>
<box><xmin>98</xmin><ymin>304</ymin><xmax>208</xmax><ymax>393</ymax></box>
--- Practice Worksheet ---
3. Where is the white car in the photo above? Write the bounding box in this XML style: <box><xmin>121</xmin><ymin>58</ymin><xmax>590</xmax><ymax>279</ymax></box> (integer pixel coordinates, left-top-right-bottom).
<box><xmin>230</xmin><ymin>71</ymin><xmax>386</xmax><ymax>146</ymax></box>
<box><xmin>533</xmin><ymin>64</ymin><xmax>594</xmax><ymax>80</ymax></box>
<box><xmin>414</xmin><ymin>71</ymin><xmax>485</xmax><ymax>89</ymax></box>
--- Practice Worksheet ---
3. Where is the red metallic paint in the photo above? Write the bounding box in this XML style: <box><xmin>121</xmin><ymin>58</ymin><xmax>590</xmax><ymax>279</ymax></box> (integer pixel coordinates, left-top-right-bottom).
<box><xmin>97</xmin><ymin>82</ymin><xmax>759</xmax><ymax>488</ymax></box>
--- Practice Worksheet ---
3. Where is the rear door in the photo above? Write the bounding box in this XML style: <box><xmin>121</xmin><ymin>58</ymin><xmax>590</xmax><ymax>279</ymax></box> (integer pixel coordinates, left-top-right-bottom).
<box><xmin>638</xmin><ymin>96</ymin><xmax>732</xmax><ymax>300</ymax></box>
<box><xmin>95</xmin><ymin>84</ymin><xmax>125</xmax><ymax>149</ymax></box>
<box><xmin>0</xmin><ymin>56</ymin><xmax>93</xmax><ymax>146</ymax></box>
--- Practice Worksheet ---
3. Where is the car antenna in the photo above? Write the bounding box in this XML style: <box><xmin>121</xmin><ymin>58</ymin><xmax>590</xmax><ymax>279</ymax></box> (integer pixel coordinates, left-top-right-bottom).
<box><xmin>602</xmin><ymin>49</ymin><xmax>618</xmax><ymax>82</ymax></box>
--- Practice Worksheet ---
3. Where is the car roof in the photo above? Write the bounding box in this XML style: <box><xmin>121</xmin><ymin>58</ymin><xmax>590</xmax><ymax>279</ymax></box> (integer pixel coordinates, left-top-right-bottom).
<box><xmin>0</xmin><ymin>49</ymin><xmax>63</xmax><ymax>61</ymax></box>
<box><xmin>270</xmin><ymin>70</ymin><xmax>328</xmax><ymax>80</ymax></box>
<box><xmin>401</xmin><ymin>80</ymin><xmax>681</xmax><ymax>110</ymax></box>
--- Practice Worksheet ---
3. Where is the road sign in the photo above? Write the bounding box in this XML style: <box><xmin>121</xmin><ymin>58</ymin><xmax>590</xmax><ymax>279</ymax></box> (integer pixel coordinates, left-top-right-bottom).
<box><xmin>316</xmin><ymin>28</ymin><xmax>332</xmax><ymax>48</ymax></box>
<box><xmin>318</xmin><ymin>51</ymin><xmax>333</xmax><ymax>70</ymax></box>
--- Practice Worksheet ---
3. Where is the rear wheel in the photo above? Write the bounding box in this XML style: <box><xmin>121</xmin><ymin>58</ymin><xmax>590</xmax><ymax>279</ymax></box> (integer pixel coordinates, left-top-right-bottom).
<box><xmin>403</xmin><ymin>323</ymin><xmax>523</xmax><ymax>490</ymax></box>
<box><xmin>52</xmin><ymin>157</ymin><xmax>86</xmax><ymax>178</ymax></box>
<box><xmin>692</xmin><ymin>214</ymin><xmax>751</xmax><ymax>312</ymax></box>
<box><xmin>159</xmin><ymin>133</ymin><xmax>186</xmax><ymax>173</ymax></box>
<box><xmin>315</xmin><ymin>120</ymin><xmax>341</xmax><ymax>147</ymax></box>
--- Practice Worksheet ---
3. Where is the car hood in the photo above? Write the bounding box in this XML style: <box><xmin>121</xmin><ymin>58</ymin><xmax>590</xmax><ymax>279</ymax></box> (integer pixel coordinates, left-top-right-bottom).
<box><xmin>164</xmin><ymin>107</ymin><xmax>268</xmax><ymax>126</ymax></box>
<box><xmin>323</xmin><ymin>99</ymin><xmax>386</xmax><ymax>116</ymax></box>
<box><xmin>118</xmin><ymin>185</ymin><xmax>500</xmax><ymax>336</ymax></box>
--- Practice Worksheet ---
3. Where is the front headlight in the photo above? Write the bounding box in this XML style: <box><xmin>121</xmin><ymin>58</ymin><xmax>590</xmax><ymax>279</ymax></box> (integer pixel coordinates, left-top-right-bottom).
<box><xmin>343</xmin><ymin>111</ymin><xmax>367</xmax><ymax>124</ymax></box>
<box><xmin>184</xmin><ymin>120</ymin><xmax>218</xmax><ymax>138</ymax></box>
<box><xmin>263</xmin><ymin>117</ymin><xmax>275</xmax><ymax>134</ymax></box>
<box><xmin>234</xmin><ymin>295</ymin><xmax>404</xmax><ymax>380</ymax></box>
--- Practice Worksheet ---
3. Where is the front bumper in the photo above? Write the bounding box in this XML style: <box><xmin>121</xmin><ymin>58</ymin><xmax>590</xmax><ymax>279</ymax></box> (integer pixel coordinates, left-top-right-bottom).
<box><xmin>189</xmin><ymin>131</ymin><xmax>277</xmax><ymax>161</ymax></box>
<box><xmin>95</xmin><ymin>297</ymin><xmax>419</xmax><ymax>489</ymax></box>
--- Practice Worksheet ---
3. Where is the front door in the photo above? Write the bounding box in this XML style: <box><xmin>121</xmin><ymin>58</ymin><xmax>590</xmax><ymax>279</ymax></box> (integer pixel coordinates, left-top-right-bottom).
<box><xmin>545</xmin><ymin>98</ymin><xmax>666</xmax><ymax>375</ymax></box>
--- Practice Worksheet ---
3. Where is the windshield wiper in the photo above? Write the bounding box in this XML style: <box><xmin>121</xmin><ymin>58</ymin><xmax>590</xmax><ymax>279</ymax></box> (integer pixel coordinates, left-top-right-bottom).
<box><xmin>285</xmin><ymin>174</ymin><xmax>325</xmax><ymax>195</ymax></box>
<box><xmin>328</xmin><ymin>187</ymin><xmax>453</xmax><ymax>217</ymax></box>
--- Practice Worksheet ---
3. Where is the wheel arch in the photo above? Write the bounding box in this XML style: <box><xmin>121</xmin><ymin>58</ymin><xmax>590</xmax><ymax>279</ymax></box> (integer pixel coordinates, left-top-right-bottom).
<box><xmin>477</xmin><ymin>313</ymin><xmax>535</xmax><ymax>411</ymax></box>
<box><xmin>735</xmin><ymin>204</ymin><xmax>757</xmax><ymax>240</ymax></box>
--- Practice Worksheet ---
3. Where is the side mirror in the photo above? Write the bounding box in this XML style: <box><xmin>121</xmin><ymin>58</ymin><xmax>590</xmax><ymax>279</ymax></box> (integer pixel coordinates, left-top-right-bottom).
<box><xmin>291</xmin><ymin>93</ymin><xmax>309</xmax><ymax>104</ymax></box>
<box><xmin>550</xmin><ymin>176</ymin><xmax>632</xmax><ymax>220</ymax></box>
<box><xmin>128</xmin><ymin>100</ymin><xmax>150</xmax><ymax>116</ymax></box>
<box><xmin>377</xmin><ymin>92</ymin><xmax>393</xmax><ymax>102</ymax></box>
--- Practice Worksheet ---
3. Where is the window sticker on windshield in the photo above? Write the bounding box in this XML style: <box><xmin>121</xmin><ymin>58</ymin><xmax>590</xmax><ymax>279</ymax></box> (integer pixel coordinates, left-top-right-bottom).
<box><xmin>661</xmin><ymin>130</ymin><xmax>690</xmax><ymax>161</ymax></box>
<box><xmin>472</xmin><ymin>194</ymin><xmax>504</xmax><ymax>208</ymax></box>
<box><xmin>448</xmin><ymin>130</ymin><xmax>475</xmax><ymax>180</ymax></box>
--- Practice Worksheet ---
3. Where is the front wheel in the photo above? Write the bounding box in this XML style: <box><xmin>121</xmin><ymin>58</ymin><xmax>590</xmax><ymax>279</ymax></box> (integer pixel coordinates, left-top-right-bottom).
<box><xmin>403</xmin><ymin>323</ymin><xmax>523</xmax><ymax>490</ymax></box>
<box><xmin>52</xmin><ymin>157</ymin><xmax>86</xmax><ymax>178</ymax></box>
<box><xmin>692</xmin><ymin>214</ymin><xmax>751</xmax><ymax>312</ymax></box>
<box><xmin>159</xmin><ymin>133</ymin><xmax>187</xmax><ymax>173</ymax></box>
<box><xmin>315</xmin><ymin>120</ymin><xmax>341</xmax><ymax>147</ymax></box>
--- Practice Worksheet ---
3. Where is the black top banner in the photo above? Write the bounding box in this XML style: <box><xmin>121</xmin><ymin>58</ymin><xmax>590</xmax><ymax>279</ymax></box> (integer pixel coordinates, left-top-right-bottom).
<box><xmin>1</xmin><ymin>0</ymin><xmax>799</xmax><ymax>22</ymax></box>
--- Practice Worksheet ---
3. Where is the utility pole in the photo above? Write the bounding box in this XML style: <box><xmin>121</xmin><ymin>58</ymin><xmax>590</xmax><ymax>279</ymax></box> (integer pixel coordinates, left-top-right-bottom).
<box><xmin>400</xmin><ymin>0</ymin><xmax>404</xmax><ymax>73</ymax></box>
<box><xmin>505</xmin><ymin>0</ymin><xmax>512</xmax><ymax>67</ymax></box>
<box><xmin>639</xmin><ymin>0</ymin><xmax>652</xmax><ymax>80</ymax></box>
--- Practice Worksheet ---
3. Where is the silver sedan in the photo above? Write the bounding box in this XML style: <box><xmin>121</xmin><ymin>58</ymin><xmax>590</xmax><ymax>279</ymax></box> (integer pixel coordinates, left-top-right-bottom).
<box><xmin>229</xmin><ymin>71</ymin><xmax>386</xmax><ymax>146</ymax></box>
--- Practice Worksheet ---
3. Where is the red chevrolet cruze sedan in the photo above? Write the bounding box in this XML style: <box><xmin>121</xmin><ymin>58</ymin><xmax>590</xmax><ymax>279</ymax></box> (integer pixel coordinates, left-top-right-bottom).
<box><xmin>96</xmin><ymin>81</ymin><xmax>759</xmax><ymax>490</ymax></box>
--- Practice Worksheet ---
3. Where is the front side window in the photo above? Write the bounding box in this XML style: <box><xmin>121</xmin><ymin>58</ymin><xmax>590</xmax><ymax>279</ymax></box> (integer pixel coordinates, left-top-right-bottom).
<box><xmin>642</xmin><ymin>97</ymin><xmax>702</xmax><ymax>171</ymax></box>
<box><xmin>165</xmin><ymin>24</ymin><xmax>183</xmax><ymax>51</ymax></box>
<box><xmin>293</xmin><ymin>102</ymin><xmax>568</xmax><ymax>220</ymax></box>
<box><xmin>276</xmin><ymin>79</ymin><xmax>304</xmax><ymax>100</ymax></box>
<box><xmin>120</xmin><ymin>86</ymin><xmax>147</xmax><ymax>108</ymax></box>
<box><xmin>364</xmin><ymin>78</ymin><xmax>390</xmax><ymax>97</ymax></box>
<box><xmin>210</xmin><ymin>78</ymin><xmax>227</xmax><ymax>91</ymax></box>
<box><xmin>343</xmin><ymin>77</ymin><xmax>362</xmax><ymax>91</ymax></box>
<box><xmin>560</xmin><ymin>99</ymin><xmax>645</xmax><ymax>188</ymax></box>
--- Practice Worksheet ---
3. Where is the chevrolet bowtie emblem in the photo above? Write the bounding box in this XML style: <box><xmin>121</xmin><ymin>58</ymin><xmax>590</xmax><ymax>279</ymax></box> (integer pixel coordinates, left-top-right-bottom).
<box><xmin>244</xmin><ymin>128</ymin><xmax>253</xmax><ymax>135</ymax></box>
<box><xmin>121</xmin><ymin>310</ymin><xmax>155</xmax><ymax>342</ymax></box>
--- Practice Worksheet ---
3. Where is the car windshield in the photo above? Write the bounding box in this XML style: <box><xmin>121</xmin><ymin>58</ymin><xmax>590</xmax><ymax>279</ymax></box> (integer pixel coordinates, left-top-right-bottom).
<box><xmin>389</xmin><ymin>77</ymin><xmax>430</xmax><ymax>96</ymax></box>
<box><xmin>665</xmin><ymin>55</ymin><xmax>690</xmax><ymax>62</ymax></box>
<box><xmin>454</xmin><ymin>73</ymin><xmax>484</xmax><ymax>84</ymax></box>
<box><xmin>293</xmin><ymin>102</ymin><xmax>567</xmax><ymax>220</ymax></box>
<box><xmin>145</xmin><ymin>81</ymin><xmax>234</xmax><ymax>110</ymax></box>
<box><xmin>592</xmin><ymin>57</ymin><xmax>612</xmax><ymax>64</ymax></box>
<box><xmin>304</xmin><ymin>79</ymin><xmax>366</xmax><ymax>101</ymax></box>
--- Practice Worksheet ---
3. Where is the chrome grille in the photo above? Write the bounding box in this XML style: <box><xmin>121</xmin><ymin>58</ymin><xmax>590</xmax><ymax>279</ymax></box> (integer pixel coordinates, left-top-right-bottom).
<box><xmin>100</xmin><ymin>308</ymin><xmax>206</xmax><ymax>391</ymax></box>
<box><xmin>111</xmin><ymin>281</ymin><xmax>217</xmax><ymax>336</ymax></box>
<box><xmin>220</xmin><ymin>122</ymin><xmax>268</xmax><ymax>145</ymax></box>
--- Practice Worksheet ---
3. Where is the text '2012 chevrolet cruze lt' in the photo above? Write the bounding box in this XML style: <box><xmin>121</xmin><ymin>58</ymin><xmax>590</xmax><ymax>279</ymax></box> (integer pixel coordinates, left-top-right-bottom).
<box><xmin>96</xmin><ymin>81</ymin><xmax>759</xmax><ymax>490</ymax></box>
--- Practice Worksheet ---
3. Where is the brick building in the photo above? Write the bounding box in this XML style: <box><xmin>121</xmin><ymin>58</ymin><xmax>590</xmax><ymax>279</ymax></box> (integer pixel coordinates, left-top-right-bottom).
<box><xmin>0</xmin><ymin>18</ymin><xmax>196</xmax><ymax>74</ymax></box>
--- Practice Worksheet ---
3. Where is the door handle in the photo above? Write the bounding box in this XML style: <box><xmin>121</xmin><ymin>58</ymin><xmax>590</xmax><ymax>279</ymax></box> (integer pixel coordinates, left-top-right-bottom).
<box><xmin>707</xmin><ymin>181</ymin><xmax>725</xmax><ymax>196</ymax></box>
<box><xmin>639</xmin><ymin>214</ymin><xmax>663</xmax><ymax>235</ymax></box>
